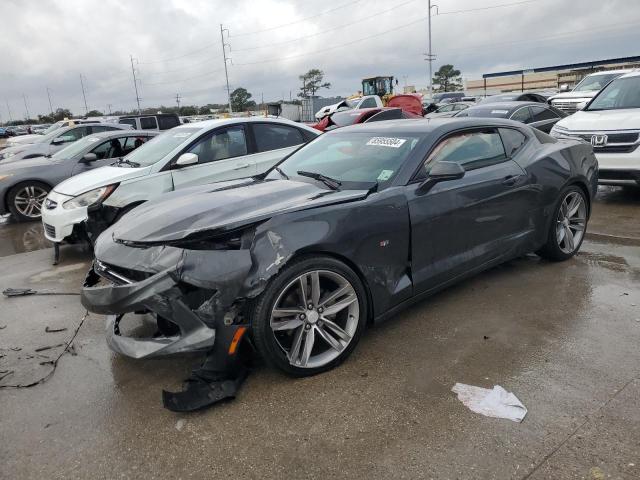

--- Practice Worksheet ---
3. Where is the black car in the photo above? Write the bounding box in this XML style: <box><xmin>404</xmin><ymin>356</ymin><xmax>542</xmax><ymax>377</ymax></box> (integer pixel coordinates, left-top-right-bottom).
<box><xmin>82</xmin><ymin>118</ymin><xmax>597</xmax><ymax>410</ymax></box>
<box><xmin>455</xmin><ymin>101</ymin><xmax>568</xmax><ymax>133</ymax></box>
<box><xmin>479</xmin><ymin>92</ymin><xmax>550</xmax><ymax>104</ymax></box>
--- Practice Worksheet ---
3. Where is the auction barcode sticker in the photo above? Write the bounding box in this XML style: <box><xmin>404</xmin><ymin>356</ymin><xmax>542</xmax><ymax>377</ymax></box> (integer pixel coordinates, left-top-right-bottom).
<box><xmin>366</xmin><ymin>137</ymin><xmax>407</xmax><ymax>148</ymax></box>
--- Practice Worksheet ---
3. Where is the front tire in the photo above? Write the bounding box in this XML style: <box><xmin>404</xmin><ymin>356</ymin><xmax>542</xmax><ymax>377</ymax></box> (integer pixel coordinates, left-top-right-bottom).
<box><xmin>250</xmin><ymin>256</ymin><xmax>367</xmax><ymax>377</ymax></box>
<box><xmin>537</xmin><ymin>186</ymin><xmax>588</xmax><ymax>261</ymax></box>
<box><xmin>7</xmin><ymin>181</ymin><xmax>50</xmax><ymax>222</ymax></box>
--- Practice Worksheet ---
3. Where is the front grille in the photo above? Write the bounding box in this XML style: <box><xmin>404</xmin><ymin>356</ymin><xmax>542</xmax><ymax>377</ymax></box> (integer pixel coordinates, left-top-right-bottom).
<box><xmin>95</xmin><ymin>260</ymin><xmax>154</xmax><ymax>285</ymax></box>
<box><xmin>551</xmin><ymin>101</ymin><xmax>579</xmax><ymax>114</ymax></box>
<box><xmin>43</xmin><ymin>223</ymin><xmax>56</xmax><ymax>237</ymax></box>
<box><xmin>595</xmin><ymin>144</ymin><xmax>639</xmax><ymax>154</ymax></box>
<box><xmin>574</xmin><ymin>133</ymin><xmax>640</xmax><ymax>143</ymax></box>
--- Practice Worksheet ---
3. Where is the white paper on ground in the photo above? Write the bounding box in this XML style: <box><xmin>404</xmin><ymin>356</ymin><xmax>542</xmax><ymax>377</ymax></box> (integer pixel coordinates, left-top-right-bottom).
<box><xmin>452</xmin><ymin>383</ymin><xmax>527</xmax><ymax>423</ymax></box>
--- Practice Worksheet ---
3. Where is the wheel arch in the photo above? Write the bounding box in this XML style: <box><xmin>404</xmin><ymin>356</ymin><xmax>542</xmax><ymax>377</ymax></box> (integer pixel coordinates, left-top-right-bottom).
<box><xmin>4</xmin><ymin>179</ymin><xmax>53</xmax><ymax>212</ymax></box>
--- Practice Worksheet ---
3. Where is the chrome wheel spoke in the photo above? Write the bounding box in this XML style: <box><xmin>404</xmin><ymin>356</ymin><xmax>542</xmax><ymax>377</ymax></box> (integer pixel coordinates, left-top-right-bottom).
<box><xmin>323</xmin><ymin>293</ymin><xmax>357</xmax><ymax>316</ymax></box>
<box><xmin>319</xmin><ymin>284</ymin><xmax>350</xmax><ymax>307</ymax></box>
<box><xmin>298</xmin><ymin>276</ymin><xmax>308</xmax><ymax>307</ymax></box>
<box><xmin>310</xmin><ymin>271</ymin><xmax>321</xmax><ymax>307</ymax></box>
<box><xmin>316</xmin><ymin>326</ymin><xmax>343</xmax><ymax>351</ymax></box>
<box><xmin>288</xmin><ymin>327</ymin><xmax>304</xmax><ymax>363</ymax></box>
<box><xmin>321</xmin><ymin>318</ymin><xmax>352</xmax><ymax>342</ymax></box>
<box><xmin>564</xmin><ymin>225</ymin><xmax>575</xmax><ymax>250</ymax></box>
<box><xmin>272</xmin><ymin>308</ymin><xmax>305</xmax><ymax>318</ymax></box>
<box><xmin>300</xmin><ymin>328</ymin><xmax>315</xmax><ymax>366</ymax></box>
<box><xmin>272</xmin><ymin>318</ymin><xmax>304</xmax><ymax>331</ymax></box>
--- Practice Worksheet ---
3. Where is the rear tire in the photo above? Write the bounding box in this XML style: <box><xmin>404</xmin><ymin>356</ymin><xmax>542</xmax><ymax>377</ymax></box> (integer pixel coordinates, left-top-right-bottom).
<box><xmin>250</xmin><ymin>256</ymin><xmax>367</xmax><ymax>377</ymax></box>
<box><xmin>7</xmin><ymin>181</ymin><xmax>50</xmax><ymax>222</ymax></box>
<box><xmin>537</xmin><ymin>185</ymin><xmax>588</xmax><ymax>261</ymax></box>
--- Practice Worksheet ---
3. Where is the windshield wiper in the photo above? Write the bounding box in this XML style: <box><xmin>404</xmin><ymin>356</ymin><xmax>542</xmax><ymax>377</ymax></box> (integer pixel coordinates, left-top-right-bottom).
<box><xmin>114</xmin><ymin>158</ymin><xmax>140</xmax><ymax>168</ymax></box>
<box><xmin>275</xmin><ymin>166</ymin><xmax>289</xmax><ymax>179</ymax></box>
<box><xmin>297</xmin><ymin>170</ymin><xmax>341</xmax><ymax>190</ymax></box>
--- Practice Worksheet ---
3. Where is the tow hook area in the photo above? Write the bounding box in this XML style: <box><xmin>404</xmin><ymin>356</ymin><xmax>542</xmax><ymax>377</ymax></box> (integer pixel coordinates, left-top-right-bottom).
<box><xmin>162</xmin><ymin>324</ymin><xmax>250</xmax><ymax>412</ymax></box>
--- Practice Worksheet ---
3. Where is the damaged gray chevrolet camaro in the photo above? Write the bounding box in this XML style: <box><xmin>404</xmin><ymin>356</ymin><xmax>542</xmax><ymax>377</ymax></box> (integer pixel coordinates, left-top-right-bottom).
<box><xmin>81</xmin><ymin>118</ymin><xmax>597</xmax><ymax>410</ymax></box>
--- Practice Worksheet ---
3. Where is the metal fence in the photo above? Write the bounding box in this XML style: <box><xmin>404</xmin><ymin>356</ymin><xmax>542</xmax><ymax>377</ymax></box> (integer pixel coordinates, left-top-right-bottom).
<box><xmin>300</xmin><ymin>96</ymin><xmax>345</xmax><ymax>122</ymax></box>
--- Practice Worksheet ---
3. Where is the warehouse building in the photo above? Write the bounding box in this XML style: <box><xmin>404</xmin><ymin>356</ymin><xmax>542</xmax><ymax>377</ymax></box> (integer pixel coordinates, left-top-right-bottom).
<box><xmin>466</xmin><ymin>55</ymin><xmax>640</xmax><ymax>95</ymax></box>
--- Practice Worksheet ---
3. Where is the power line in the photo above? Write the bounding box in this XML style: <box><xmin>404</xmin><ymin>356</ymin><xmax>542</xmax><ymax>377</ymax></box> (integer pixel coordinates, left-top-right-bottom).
<box><xmin>231</xmin><ymin>0</ymin><xmax>418</xmax><ymax>52</ymax></box>
<box><xmin>230</xmin><ymin>0</ymin><xmax>363</xmax><ymax>37</ymax></box>
<box><xmin>436</xmin><ymin>0</ymin><xmax>541</xmax><ymax>16</ymax></box>
<box><xmin>141</xmin><ymin>66</ymin><xmax>226</xmax><ymax>87</ymax></box>
<box><xmin>138</xmin><ymin>42</ymin><xmax>220</xmax><ymax>64</ymax></box>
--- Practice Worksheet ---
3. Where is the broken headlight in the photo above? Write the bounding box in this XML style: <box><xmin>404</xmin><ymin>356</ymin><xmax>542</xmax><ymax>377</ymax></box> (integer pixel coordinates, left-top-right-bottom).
<box><xmin>168</xmin><ymin>228</ymin><xmax>255</xmax><ymax>251</ymax></box>
<box><xmin>63</xmin><ymin>184</ymin><xmax>117</xmax><ymax>210</ymax></box>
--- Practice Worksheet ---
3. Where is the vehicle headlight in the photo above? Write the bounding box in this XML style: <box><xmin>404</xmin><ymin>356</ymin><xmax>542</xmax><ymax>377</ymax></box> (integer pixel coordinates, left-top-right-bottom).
<box><xmin>550</xmin><ymin>124</ymin><xmax>567</xmax><ymax>138</ymax></box>
<box><xmin>0</xmin><ymin>151</ymin><xmax>18</xmax><ymax>159</ymax></box>
<box><xmin>63</xmin><ymin>185</ymin><xmax>117</xmax><ymax>210</ymax></box>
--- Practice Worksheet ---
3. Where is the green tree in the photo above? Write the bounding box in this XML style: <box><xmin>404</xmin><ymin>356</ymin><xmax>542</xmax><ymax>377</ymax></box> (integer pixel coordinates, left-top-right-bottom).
<box><xmin>298</xmin><ymin>69</ymin><xmax>331</xmax><ymax>98</ymax></box>
<box><xmin>51</xmin><ymin>108</ymin><xmax>73</xmax><ymax>121</ymax></box>
<box><xmin>230</xmin><ymin>88</ymin><xmax>254</xmax><ymax>112</ymax></box>
<box><xmin>433</xmin><ymin>64</ymin><xmax>462</xmax><ymax>92</ymax></box>
<box><xmin>86</xmin><ymin>109</ymin><xmax>104</xmax><ymax>117</ymax></box>
<box><xmin>179</xmin><ymin>105</ymin><xmax>198</xmax><ymax>116</ymax></box>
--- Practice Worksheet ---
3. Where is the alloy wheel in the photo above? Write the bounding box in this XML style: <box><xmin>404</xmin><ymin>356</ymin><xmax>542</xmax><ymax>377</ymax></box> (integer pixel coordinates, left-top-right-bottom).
<box><xmin>269</xmin><ymin>270</ymin><xmax>359</xmax><ymax>369</ymax></box>
<box><xmin>556</xmin><ymin>191</ymin><xmax>587</xmax><ymax>254</ymax></box>
<box><xmin>13</xmin><ymin>185</ymin><xmax>48</xmax><ymax>218</ymax></box>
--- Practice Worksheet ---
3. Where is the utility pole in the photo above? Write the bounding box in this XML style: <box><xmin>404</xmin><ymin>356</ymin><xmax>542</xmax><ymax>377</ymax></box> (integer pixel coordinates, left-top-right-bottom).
<box><xmin>424</xmin><ymin>1</ymin><xmax>438</xmax><ymax>99</ymax></box>
<box><xmin>46</xmin><ymin>87</ymin><xmax>54</xmax><ymax>118</ymax></box>
<box><xmin>79</xmin><ymin>74</ymin><xmax>89</xmax><ymax>114</ymax></box>
<box><xmin>22</xmin><ymin>94</ymin><xmax>30</xmax><ymax>120</ymax></box>
<box><xmin>130</xmin><ymin>55</ymin><xmax>141</xmax><ymax>114</ymax></box>
<box><xmin>6</xmin><ymin>99</ymin><xmax>13</xmax><ymax>123</ymax></box>
<box><xmin>107</xmin><ymin>104</ymin><xmax>112</xmax><ymax>115</ymax></box>
<box><xmin>175</xmin><ymin>93</ymin><xmax>181</xmax><ymax>112</ymax></box>
<box><xmin>220</xmin><ymin>24</ymin><xmax>232</xmax><ymax>114</ymax></box>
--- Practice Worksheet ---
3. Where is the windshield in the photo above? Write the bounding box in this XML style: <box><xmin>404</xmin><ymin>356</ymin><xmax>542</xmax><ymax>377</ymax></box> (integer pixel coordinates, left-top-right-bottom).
<box><xmin>345</xmin><ymin>98</ymin><xmax>360</xmax><ymax>108</ymax></box>
<box><xmin>480</xmin><ymin>94</ymin><xmax>517</xmax><ymax>103</ymax></box>
<box><xmin>121</xmin><ymin>127</ymin><xmax>201</xmax><ymax>167</ymax></box>
<box><xmin>587</xmin><ymin>76</ymin><xmax>640</xmax><ymax>111</ymax></box>
<box><xmin>331</xmin><ymin>110</ymin><xmax>366</xmax><ymax>127</ymax></box>
<box><xmin>50</xmin><ymin>135</ymin><xmax>100</xmax><ymax>160</ymax></box>
<box><xmin>42</xmin><ymin>121</ymin><xmax>64</xmax><ymax>135</ymax></box>
<box><xmin>455</xmin><ymin>107</ymin><xmax>509</xmax><ymax>118</ymax></box>
<box><xmin>269</xmin><ymin>131</ymin><xmax>422</xmax><ymax>188</ymax></box>
<box><xmin>573</xmin><ymin>73</ymin><xmax>620</xmax><ymax>92</ymax></box>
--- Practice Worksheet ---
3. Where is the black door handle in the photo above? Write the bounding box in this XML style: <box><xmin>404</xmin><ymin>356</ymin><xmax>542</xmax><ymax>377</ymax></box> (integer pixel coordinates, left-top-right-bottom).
<box><xmin>502</xmin><ymin>175</ymin><xmax>521</xmax><ymax>186</ymax></box>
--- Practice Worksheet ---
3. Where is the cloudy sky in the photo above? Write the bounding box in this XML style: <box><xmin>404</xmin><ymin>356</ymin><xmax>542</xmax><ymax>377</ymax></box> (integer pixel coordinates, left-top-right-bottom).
<box><xmin>1</xmin><ymin>0</ymin><xmax>639</xmax><ymax>119</ymax></box>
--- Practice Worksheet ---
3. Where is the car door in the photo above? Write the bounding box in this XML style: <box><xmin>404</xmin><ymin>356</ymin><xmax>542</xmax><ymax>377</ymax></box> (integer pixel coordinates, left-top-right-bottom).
<box><xmin>248</xmin><ymin>123</ymin><xmax>308</xmax><ymax>174</ymax></box>
<box><xmin>171</xmin><ymin>124</ymin><xmax>254</xmax><ymax>190</ymax></box>
<box><xmin>528</xmin><ymin>105</ymin><xmax>560</xmax><ymax>133</ymax></box>
<box><xmin>407</xmin><ymin>128</ymin><xmax>529</xmax><ymax>294</ymax></box>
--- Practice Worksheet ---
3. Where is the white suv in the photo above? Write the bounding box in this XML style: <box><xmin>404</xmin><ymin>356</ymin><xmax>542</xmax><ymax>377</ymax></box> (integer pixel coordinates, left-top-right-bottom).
<box><xmin>550</xmin><ymin>71</ymin><xmax>640</xmax><ymax>186</ymax></box>
<box><xmin>549</xmin><ymin>69</ymin><xmax>631</xmax><ymax>114</ymax></box>
<box><xmin>42</xmin><ymin>117</ymin><xmax>319</xmax><ymax>244</ymax></box>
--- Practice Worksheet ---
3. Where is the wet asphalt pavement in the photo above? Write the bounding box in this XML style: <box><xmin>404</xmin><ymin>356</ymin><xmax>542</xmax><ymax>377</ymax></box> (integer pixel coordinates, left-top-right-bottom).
<box><xmin>1</xmin><ymin>186</ymin><xmax>639</xmax><ymax>479</ymax></box>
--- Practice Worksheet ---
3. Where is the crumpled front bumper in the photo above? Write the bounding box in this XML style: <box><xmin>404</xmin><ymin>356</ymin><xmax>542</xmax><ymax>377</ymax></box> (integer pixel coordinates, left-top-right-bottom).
<box><xmin>82</xmin><ymin>261</ymin><xmax>216</xmax><ymax>358</ymax></box>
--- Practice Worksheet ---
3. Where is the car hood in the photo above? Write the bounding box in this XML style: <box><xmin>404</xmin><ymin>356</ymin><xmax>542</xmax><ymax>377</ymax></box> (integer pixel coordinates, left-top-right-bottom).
<box><xmin>0</xmin><ymin>155</ymin><xmax>55</xmax><ymax>172</ymax></box>
<box><xmin>549</xmin><ymin>90</ymin><xmax>599</xmax><ymax>102</ymax></box>
<box><xmin>112</xmin><ymin>178</ymin><xmax>369</xmax><ymax>243</ymax></box>
<box><xmin>425</xmin><ymin>111</ymin><xmax>455</xmax><ymax>118</ymax></box>
<box><xmin>6</xmin><ymin>134</ymin><xmax>43</xmax><ymax>146</ymax></box>
<box><xmin>555</xmin><ymin>108</ymin><xmax>640</xmax><ymax>131</ymax></box>
<box><xmin>53</xmin><ymin>165</ymin><xmax>150</xmax><ymax>196</ymax></box>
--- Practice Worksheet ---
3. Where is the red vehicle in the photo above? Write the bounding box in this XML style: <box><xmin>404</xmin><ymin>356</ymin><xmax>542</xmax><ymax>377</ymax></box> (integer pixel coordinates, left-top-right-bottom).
<box><xmin>311</xmin><ymin>107</ymin><xmax>422</xmax><ymax>132</ymax></box>
<box><xmin>386</xmin><ymin>93</ymin><xmax>424</xmax><ymax>116</ymax></box>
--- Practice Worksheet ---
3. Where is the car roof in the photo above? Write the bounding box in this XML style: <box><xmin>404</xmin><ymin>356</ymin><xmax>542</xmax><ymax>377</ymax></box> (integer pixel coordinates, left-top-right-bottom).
<box><xmin>588</xmin><ymin>69</ymin><xmax>636</xmax><ymax>76</ymax></box>
<box><xmin>466</xmin><ymin>101</ymin><xmax>545</xmax><ymax>112</ymax></box>
<box><xmin>88</xmin><ymin>129</ymin><xmax>158</xmax><ymax>140</ymax></box>
<box><xmin>616</xmin><ymin>70</ymin><xmax>640</xmax><ymax>79</ymax></box>
<box><xmin>336</xmin><ymin>117</ymin><xmax>525</xmax><ymax>136</ymax></box>
<box><xmin>173</xmin><ymin>116</ymin><xmax>320</xmax><ymax>134</ymax></box>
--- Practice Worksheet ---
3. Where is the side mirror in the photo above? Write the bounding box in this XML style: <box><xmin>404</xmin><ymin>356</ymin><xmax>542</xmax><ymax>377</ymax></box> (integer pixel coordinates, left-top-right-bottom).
<box><xmin>576</xmin><ymin>101</ymin><xmax>588</xmax><ymax>111</ymax></box>
<box><xmin>175</xmin><ymin>152</ymin><xmax>198</xmax><ymax>167</ymax></box>
<box><xmin>81</xmin><ymin>153</ymin><xmax>97</xmax><ymax>163</ymax></box>
<box><xmin>418</xmin><ymin>161</ymin><xmax>465</xmax><ymax>193</ymax></box>
<box><xmin>559</xmin><ymin>84</ymin><xmax>570</xmax><ymax>92</ymax></box>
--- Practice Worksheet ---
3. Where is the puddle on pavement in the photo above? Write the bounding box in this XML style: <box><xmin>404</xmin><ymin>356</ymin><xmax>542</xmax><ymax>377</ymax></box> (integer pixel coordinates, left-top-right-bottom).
<box><xmin>0</xmin><ymin>215</ymin><xmax>52</xmax><ymax>257</ymax></box>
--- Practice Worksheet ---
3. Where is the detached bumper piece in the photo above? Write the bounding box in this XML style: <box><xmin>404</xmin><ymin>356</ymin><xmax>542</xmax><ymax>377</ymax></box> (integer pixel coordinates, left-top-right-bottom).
<box><xmin>82</xmin><ymin>262</ymin><xmax>251</xmax><ymax>412</ymax></box>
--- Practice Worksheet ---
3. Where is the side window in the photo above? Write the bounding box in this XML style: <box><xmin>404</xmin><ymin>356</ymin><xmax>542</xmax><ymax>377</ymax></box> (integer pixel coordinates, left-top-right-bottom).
<box><xmin>359</xmin><ymin>97</ymin><xmax>377</xmax><ymax>108</ymax></box>
<box><xmin>187</xmin><ymin>126</ymin><xmax>247</xmax><ymax>164</ymax></box>
<box><xmin>510</xmin><ymin>107</ymin><xmax>533</xmax><ymax>124</ymax></box>
<box><xmin>123</xmin><ymin>136</ymin><xmax>148</xmax><ymax>154</ymax></box>
<box><xmin>140</xmin><ymin>117</ymin><xmax>158</xmax><ymax>130</ymax></box>
<box><xmin>530</xmin><ymin>106</ymin><xmax>558</xmax><ymax>122</ymax></box>
<box><xmin>157</xmin><ymin>116</ymin><xmax>179</xmax><ymax>130</ymax></box>
<box><xmin>90</xmin><ymin>125</ymin><xmax>116</xmax><ymax>134</ymax></box>
<box><xmin>92</xmin><ymin>138</ymin><xmax>125</xmax><ymax>159</ymax></box>
<box><xmin>58</xmin><ymin>126</ymin><xmax>88</xmax><ymax>143</ymax></box>
<box><xmin>119</xmin><ymin>118</ymin><xmax>138</xmax><ymax>129</ymax></box>
<box><xmin>253</xmin><ymin>124</ymin><xmax>304</xmax><ymax>152</ymax></box>
<box><xmin>439</xmin><ymin>104</ymin><xmax>454</xmax><ymax>112</ymax></box>
<box><xmin>425</xmin><ymin>130</ymin><xmax>507</xmax><ymax>172</ymax></box>
<box><xmin>499</xmin><ymin>128</ymin><xmax>528</xmax><ymax>157</ymax></box>
<box><xmin>452</xmin><ymin>104</ymin><xmax>466</xmax><ymax>111</ymax></box>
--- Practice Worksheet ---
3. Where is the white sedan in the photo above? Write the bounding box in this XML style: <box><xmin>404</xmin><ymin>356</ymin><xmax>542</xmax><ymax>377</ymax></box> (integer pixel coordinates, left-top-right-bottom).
<box><xmin>42</xmin><ymin>117</ymin><xmax>320</xmax><ymax>244</ymax></box>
